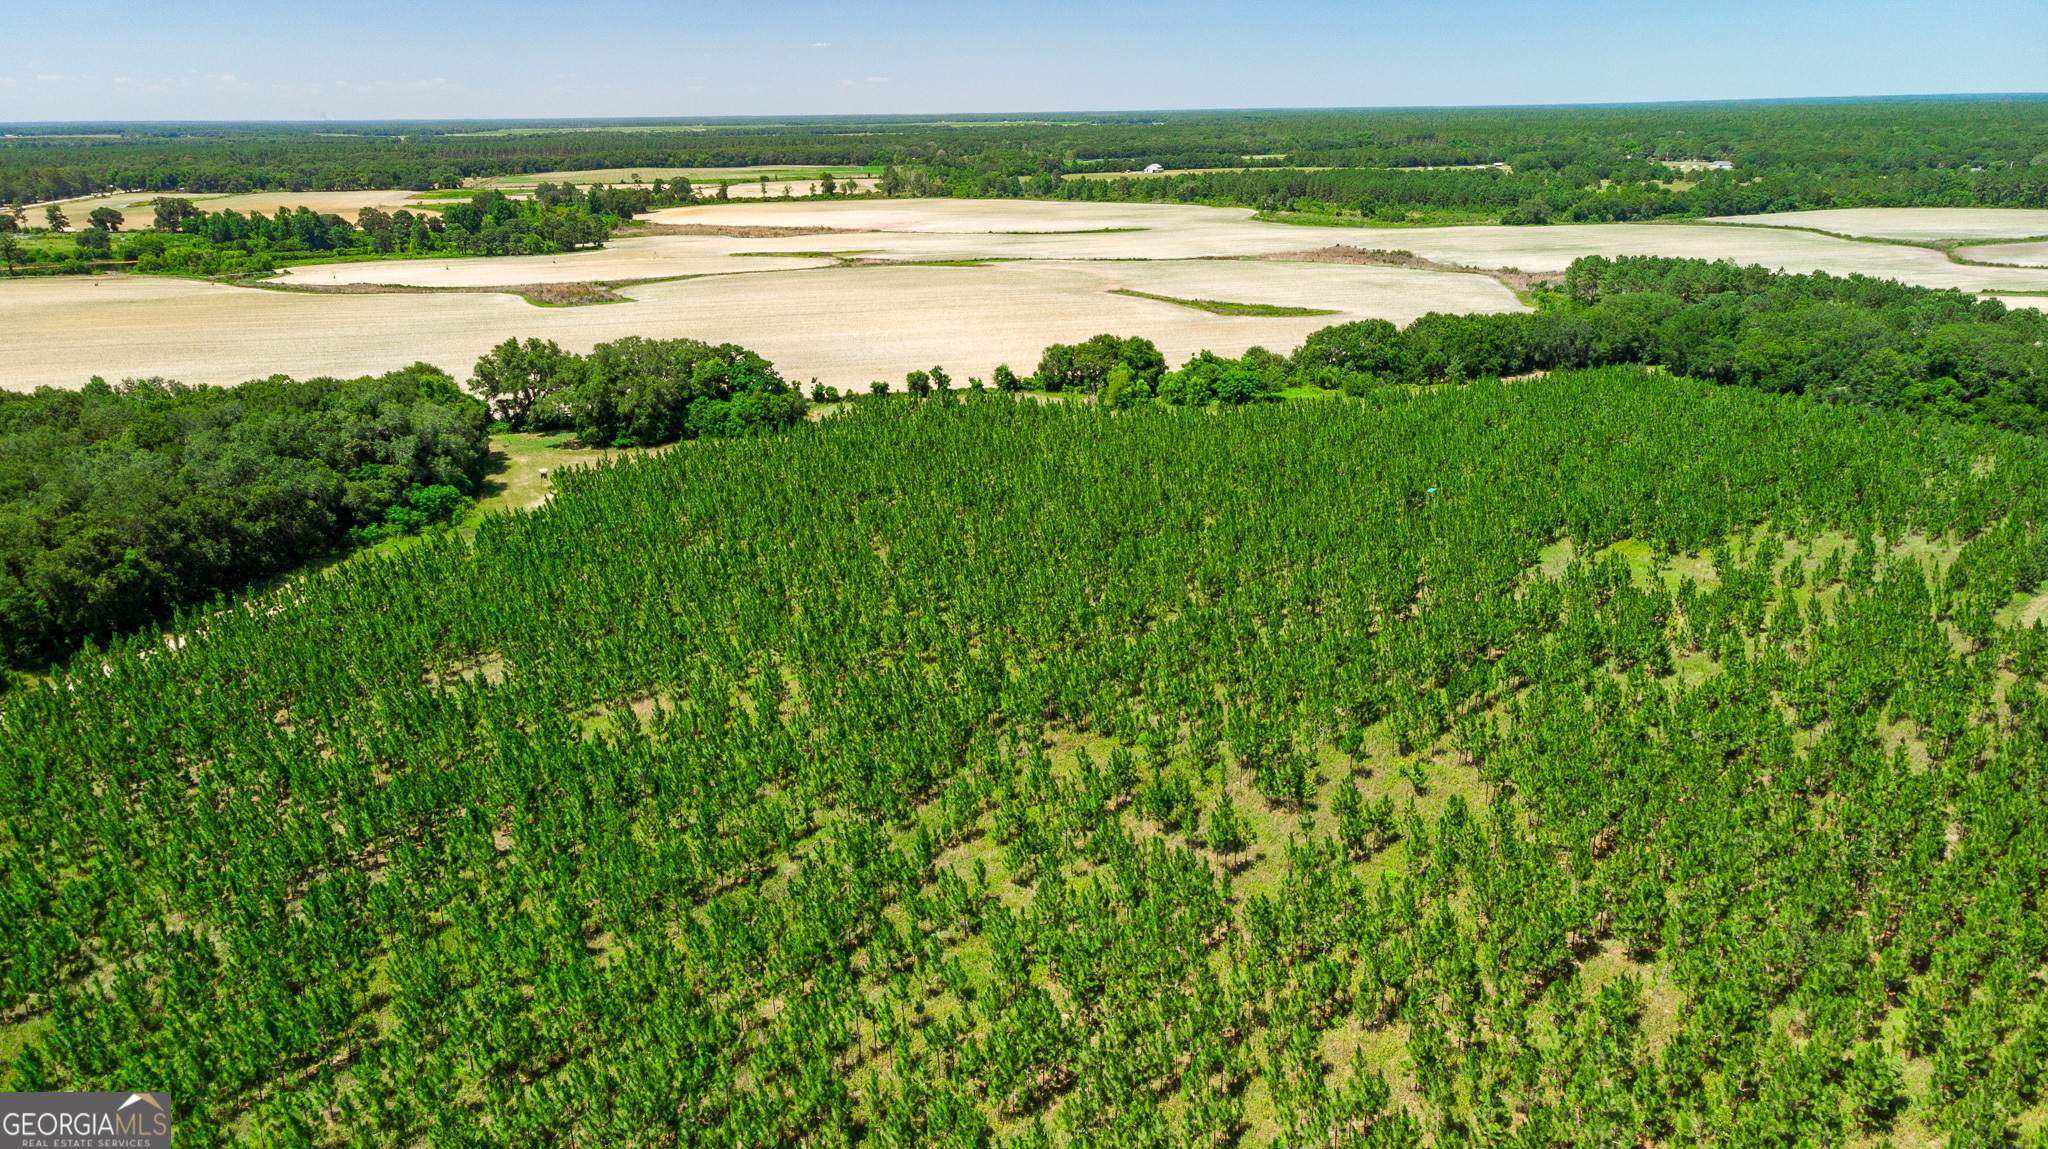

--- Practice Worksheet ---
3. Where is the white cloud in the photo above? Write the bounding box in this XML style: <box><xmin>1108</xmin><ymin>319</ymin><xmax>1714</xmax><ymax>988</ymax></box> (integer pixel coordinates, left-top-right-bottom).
<box><xmin>866</xmin><ymin>76</ymin><xmax>890</xmax><ymax>83</ymax></box>
<box><xmin>36</xmin><ymin>74</ymin><xmax>64</xmax><ymax>82</ymax></box>
<box><xmin>811</xmin><ymin>41</ymin><xmax>830</xmax><ymax>47</ymax></box>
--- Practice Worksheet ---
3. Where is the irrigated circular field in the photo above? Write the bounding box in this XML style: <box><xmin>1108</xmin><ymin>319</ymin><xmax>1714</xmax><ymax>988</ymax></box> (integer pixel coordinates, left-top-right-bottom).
<box><xmin>7</xmin><ymin>200</ymin><xmax>2048</xmax><ymax>391</ymax></box>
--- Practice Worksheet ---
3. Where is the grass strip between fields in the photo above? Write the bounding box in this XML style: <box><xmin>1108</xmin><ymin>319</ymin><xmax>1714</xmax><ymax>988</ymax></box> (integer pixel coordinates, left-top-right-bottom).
<box><xmin>728</xmin><ymin>250</ymin><xmax>874</xmax><ymax>259</ymax></box>
<box><xmin>1109</xmin><ymin>287</ymin><xmax>1339</xmax><ymax>317</ymax></box>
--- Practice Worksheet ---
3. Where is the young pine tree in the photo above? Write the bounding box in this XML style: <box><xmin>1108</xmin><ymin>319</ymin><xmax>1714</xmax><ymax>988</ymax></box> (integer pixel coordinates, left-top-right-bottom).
<box><xmin>1334</xmin><ymin>779</ymin><xmax>1369</xmax><ymax>857</ymax></box>
<box><xmin>1208</xmin><ymin>792</ymin><xmax>1254</xmax><ymax>858</ymax></box>
<box><xmin>1844</xmin><ymin>1042</ymin><xmax>1906</xmax><ymax>1130</ymax></box>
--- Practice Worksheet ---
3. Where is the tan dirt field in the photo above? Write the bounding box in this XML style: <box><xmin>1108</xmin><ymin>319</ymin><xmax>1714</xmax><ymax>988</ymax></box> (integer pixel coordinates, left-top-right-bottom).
<box><xmin>269</xmin><ymin>201</ymin><xmax>2048</xmax><ymax>293</ymax></box>
<box><xmin>1380</xmin><ymin>221</ymin><xmax>2048</xmax><ymax>293</ymax></box>
<box><xmin>484</xmin><ymin>169</ymin><xmax>879</xmax><ymax>199</ymax></box>
<box><xmin>1966</xmin><ymin>240</ymin><xmax>2048</xmax><ymax>267</ymax></box>
<box><xmin>691</xmin><ymin>180</ymin><xmax>876</xmax><ymax>199</ymax></box>
<box><xmin>487</xmin><ymin>166</ymin><xmax>878</xmax><ymax>185</ymax></box>
<box><xmin>1700</xmin><ymin>208</ymin><xmax>2048</xmax><ymax>241</ymax></box>
<box><xmin>0</xmin><ymin>259</ymin><xmax>1520</xmax><ymax>393</ymax></box>
<box><xmin>13</xmin><ymin>201</ymin><xmax>2048</xmax><ymax>393</ymax></box>
<box><xmin>31</xmin><ymin>188</ymin><xmax>438</xmax><ymax>226</ymax></box>
<box><xmin>645</xmin><ymin>202</ymin><xmax>2048</xmax><ymax>291</ymax></box>
<box><xmin>268</xmin><ymin>244</ymin><xmax>843</xmax><ymax>287</ymax></box>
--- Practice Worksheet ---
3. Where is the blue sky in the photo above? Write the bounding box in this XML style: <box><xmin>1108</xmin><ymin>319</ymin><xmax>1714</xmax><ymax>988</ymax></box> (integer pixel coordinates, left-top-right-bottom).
<box><xmin>2</xmin><ymin>0</ymin><xmax>2043</xmax><ymax>121</ymax></box>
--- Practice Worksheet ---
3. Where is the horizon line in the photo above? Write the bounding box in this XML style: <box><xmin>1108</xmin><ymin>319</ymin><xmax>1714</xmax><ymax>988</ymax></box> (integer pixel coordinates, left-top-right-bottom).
<box><xmin>5</xmin><ymin>91</ymin><xmax>2047</xmax><ymax>129</ymax></box>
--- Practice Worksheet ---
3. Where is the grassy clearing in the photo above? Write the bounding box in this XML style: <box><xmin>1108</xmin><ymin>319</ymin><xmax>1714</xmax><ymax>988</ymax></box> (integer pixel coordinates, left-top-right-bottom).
<box><xmin>14</xmin><ymin>233</ymin><xmax>86</xmax><ymax>257</ymax></box>
<box><xmin>728</xmin><ymin>250</ymin><xmax>874</xmax><ymax>259</ymax></box>
<box><xmin>1109</xmin><ymin>287</ymin><xmax>1338</xmax><ymax>316</ymax></box>
<box><xmin>849</xmin><ymin>257</ymin><xmax>1023</xmax><ymax>268</ymax></box>
<box><xmin>469</xmin><ymin>431</ymin><xmax>672</xmax><ymax>518</ymax></box>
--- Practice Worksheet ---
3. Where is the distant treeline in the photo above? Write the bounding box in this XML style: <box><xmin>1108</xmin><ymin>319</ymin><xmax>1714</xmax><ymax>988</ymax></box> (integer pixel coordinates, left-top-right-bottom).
<box><xmin>20</xmin><ymin>186</ymin><xmax>640</xmax><ymax>277</ymax></box>
<box><xmin>4</xmin><ymin>99</ymin><xmax>2044</xmax><ymax>210</ymax></box>
<box><xmin>1034</xmin><ymin>164</ymin><xmax>2048</xmax><ymax>218</ymax></box>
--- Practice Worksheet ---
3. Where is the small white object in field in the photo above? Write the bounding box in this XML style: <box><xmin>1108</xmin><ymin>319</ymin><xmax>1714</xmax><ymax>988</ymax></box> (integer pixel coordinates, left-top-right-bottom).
<box><xmin>538</xmin><ymin>468</ymin><xmax>548</xmax><ymax>476</ymax></box>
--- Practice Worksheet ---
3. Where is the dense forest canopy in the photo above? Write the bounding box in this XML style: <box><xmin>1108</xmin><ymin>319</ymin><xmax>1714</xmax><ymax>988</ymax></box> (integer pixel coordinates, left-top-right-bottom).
<box><xmin>4</xmin><ymin>97</ymin><xmax>2045</xmax><ymax>209</ymax></box>
<box><xmin>0</xmin><ymin>332</ymin><xmax>807</xmax><ymax>675</ymax></box>
<box><xmin>0</xmin><ymin>367</ymin><xmax>488</xmax><ymax>670</ymax></box>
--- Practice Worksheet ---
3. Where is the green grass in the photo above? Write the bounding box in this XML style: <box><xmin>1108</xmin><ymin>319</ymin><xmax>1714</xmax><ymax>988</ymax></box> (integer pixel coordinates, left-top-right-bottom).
<box><xmin>1110</xmin><ymin>287</ymin><xmax>1339</xmax><ymax>317</ymax></box>
<box><xmin>727</xmin><ymin>250</ymin><xmax>872</xmax><ymax>259</ymax></box>
<box><xmin>984</xmin><ymin>227</ymin><xmax>1150</xmax><ymax>234</ymax></box>
<box><xmin>468</xmin><ymin>431</ymin><xmax>674</xmax><ymax>520</ymax></box>
<box><xmin>863</xmin><ymin>258</ymin><xmax>1024</xmax><ymax>268</ymax></box>
<box><xmin>14</xmin><ymin>233</ymin><xmax>89</xmax><ymax>256</ymax></box>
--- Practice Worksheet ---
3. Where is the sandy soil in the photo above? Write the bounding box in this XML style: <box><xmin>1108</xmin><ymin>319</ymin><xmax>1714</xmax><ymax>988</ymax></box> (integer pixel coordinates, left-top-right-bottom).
<box><xmin>1967</xmin><ymin>240</ymin><xmax>2048</xmax><ymax>267</ymax></box>
<box><xmin>14</xmin><ymin>200</ymin><xmax>2048</xmax><ymax>394</ymax></box>
<box><xmin>28</xmin><ymin>189</ymin><xmax>439</xmax><ymax>226</ymax></box>
<box><xmin>484</xmin><ymin>168</ymin><xmax>879</xmax><ymax>200</ymax></box>
<box><xmin>1701</xmin><ymin>208</ymin><xmax>2048</xmax><ymax>241</ymax></box>
<box><xmin>661</xmin><ymin>182</ymin><xmax>867</xmax><ymax>200</ymax></box>
<box><xmin>268</xmin><ymin>242</ymin><xmax>842</xmax><ymax>287</ymax></box>
<box><xmin>268</xmin><ymin>201</ymin><xmax>1312</xmax><ymax>288</ymax></box>
<box><xmin>488</xmin><ymin>165</ymin><xmax>877</xmax><ymax>185</ymax></box>
<box><xmin>1381</xmin><ymin>223</ymin><xmax>2048</xmax><ymax>293</ymax></box>
<box><xmin>0</xmin><ymin>260</ymin><xmax>1519</xmax><ymax>392</ymax></box>
<box><xmin>641</xmin><ymin>202</ymin><xmax>2048</xmax><ymax>291</ymax></box>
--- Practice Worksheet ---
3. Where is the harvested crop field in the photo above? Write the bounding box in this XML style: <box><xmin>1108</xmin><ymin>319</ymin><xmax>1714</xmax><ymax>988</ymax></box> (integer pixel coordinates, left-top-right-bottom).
<box><xmin>1969</xmin><ymin>240</ymin><xmax>2048</xmax><ymax>267</ymax></box>
<box><xmin>12</xmin><ymin>200</ymin><xmax>2048</xmax><ymax>392</ymax></box>
<box><xmin>267</xmin><ymin>243</ymin><xmax>841</xmax><ymax>287</ymax></box>
<box><xmin>269</xmin><ymin>201</ymin><xmax>2048</xmax><ymax>292</ymax></box>
<box><xmin>486</xmin><ymin>165</ymin><xmax>877</xmax><ymax>186</ymax></box>
<box><xmin>1368</xmin><ymin>221</ymin><xmax>2048</xmax><ymax>293</ymax></box>
<box><xmin>38</xmin><ymin>188</ymin><xmax>438</xmax><ymax>225</ymax></box>
<box><xmin>483</xmin><ymin>167</ymin><xmax>882</xmax><ymax>198</ymax></box>
<box><xmin>0</xmin><ymin>259</ymin><xmax>1521</xmax><ymax>392</ymax></box>
<box><xmin>1700</xmin><ymin>207</ymin><xmax>2048</xmax><ymax>240</ymax></box>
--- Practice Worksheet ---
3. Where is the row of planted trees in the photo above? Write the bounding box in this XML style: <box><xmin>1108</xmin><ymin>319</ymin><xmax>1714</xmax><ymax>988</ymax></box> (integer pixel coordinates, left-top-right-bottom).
<box><xmin>6</xmin><ymin>371</ymin><xmax>2048</xmax><ymax>1145</ymax></box>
